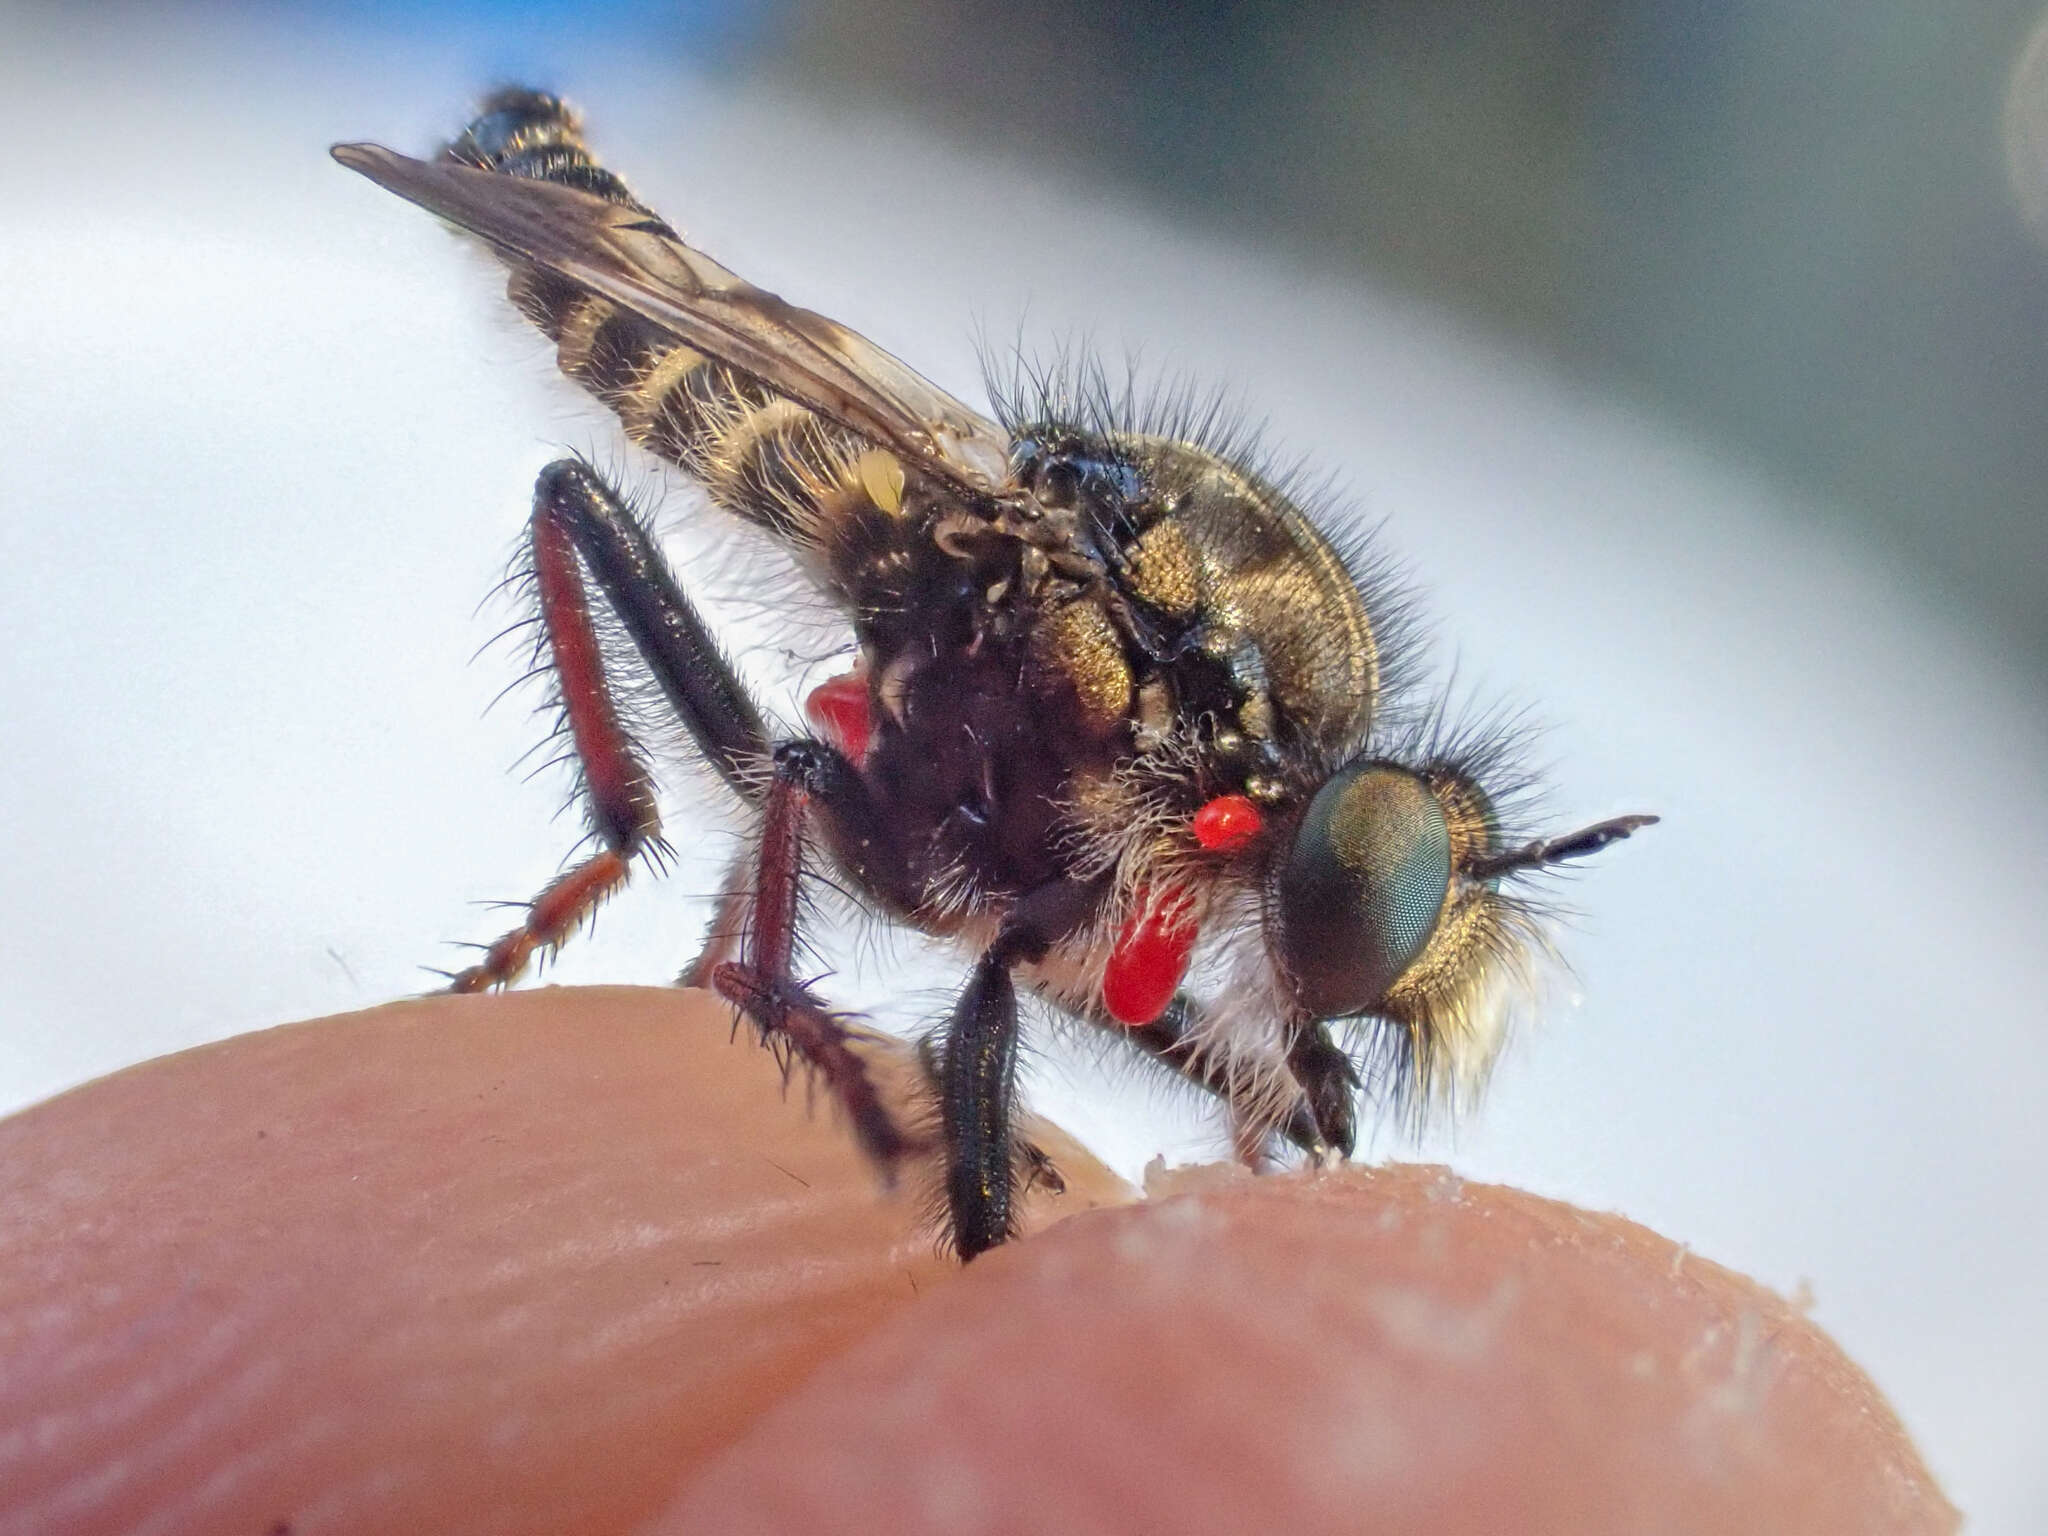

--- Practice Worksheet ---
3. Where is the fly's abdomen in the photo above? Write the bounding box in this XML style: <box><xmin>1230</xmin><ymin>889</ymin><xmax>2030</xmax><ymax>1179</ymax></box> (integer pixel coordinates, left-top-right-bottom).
<box><xmin>444</xmin><ymin>90</ymin><xmax>886</xmax><ymax>544</ymax></box>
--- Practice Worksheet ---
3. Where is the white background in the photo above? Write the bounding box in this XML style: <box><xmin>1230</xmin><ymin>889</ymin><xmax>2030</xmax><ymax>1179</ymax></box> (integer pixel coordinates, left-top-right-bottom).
<box><xmin>3</xmin><ymin>9</ymin><xmax>2044</xmax><ymax>1529</ymax></box>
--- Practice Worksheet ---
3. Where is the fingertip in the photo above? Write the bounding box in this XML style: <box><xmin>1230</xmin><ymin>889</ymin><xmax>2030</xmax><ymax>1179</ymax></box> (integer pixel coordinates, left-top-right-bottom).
<box><xmin>661</xmin><ymin>1165</ymin><xmax>1957</xmax><ymax>1534</ymax></box>
<box><xmin>0</xmin><ymin>995</ymin><xmax>1953</xmax><ymax>1534</ymax></box>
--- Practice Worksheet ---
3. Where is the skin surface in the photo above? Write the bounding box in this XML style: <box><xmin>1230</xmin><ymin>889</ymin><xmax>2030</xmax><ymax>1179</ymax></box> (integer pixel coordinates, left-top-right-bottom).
<box><xmin>0</xmin><ymin>987</ymin><xmax>1956</xmax><ymax>1535</ymax></box>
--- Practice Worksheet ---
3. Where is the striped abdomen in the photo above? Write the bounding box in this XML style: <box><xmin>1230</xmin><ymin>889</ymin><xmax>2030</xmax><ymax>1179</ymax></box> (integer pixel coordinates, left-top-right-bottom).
<box><xmin>444</xmin><ymin>90</ymin><xmax>892</xmax><ymax>543</ymax></box>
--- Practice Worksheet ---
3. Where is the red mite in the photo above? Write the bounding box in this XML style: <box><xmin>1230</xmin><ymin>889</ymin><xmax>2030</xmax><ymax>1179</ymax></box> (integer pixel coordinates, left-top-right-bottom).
<box><xmin>1103</xmin><ymin>885</ymin><xmax>1200</xmax><ymax>1026</ymax></box>
<box><xmin>804</xmin><ymin>671</ymin><xmax>872</xmax><ymax>762</ymax></box>
<box><xmin>1101</xmin><ymin>797</ymin><xmax>1265</xmax><ymax>1025</ymax></box>
<box><xmin>1191</xmin><ymin>794</ymin><xmax>1263</xmax><ymax>853</ymax></box>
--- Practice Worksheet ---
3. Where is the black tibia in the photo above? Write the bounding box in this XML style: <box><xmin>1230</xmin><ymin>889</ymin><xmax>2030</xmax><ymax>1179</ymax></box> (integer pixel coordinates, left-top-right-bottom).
<box><xmin>533</xmin><ymin>460</ymin><xmax>768</xmax><ymax>798</ymax></box>
<box><xmin>941</xmin><ymin>953</ymin><xmax>1022</xmax><ymax>1260</ymax></box>
<box><xmin>713</xmin><ymin>742</ymin><xmax>911</xmax><ymax>1172</ymax></box>
<box><xmin>1285</xmin><ymin>1018</ymin><xmax>1362</xmax><ymax>1159</ymax></box>
<box><xmin>941</xmin><ymin>881</ymin><xmax>1100</xmax><ymax>1259</ymax></box>
<box><xmin>1121</xmin><ymin>996</ymin><xmax>1325</xmax><ymax>1157</ymax></box>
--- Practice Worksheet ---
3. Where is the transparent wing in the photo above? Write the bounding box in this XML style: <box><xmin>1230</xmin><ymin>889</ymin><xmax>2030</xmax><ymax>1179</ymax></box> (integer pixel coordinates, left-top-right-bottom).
<box><xmin>331</xmin><ymin>142</ymin><xmax>1014</xmax><ymax>500</ymax></box>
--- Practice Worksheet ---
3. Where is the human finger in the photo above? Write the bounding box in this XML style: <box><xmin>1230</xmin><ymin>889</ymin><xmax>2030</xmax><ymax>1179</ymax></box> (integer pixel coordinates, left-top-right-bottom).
<box><xmin>0</xmin><ymin>985</ymin><xmax>1126</xmax><ymax>1535</ymax></box>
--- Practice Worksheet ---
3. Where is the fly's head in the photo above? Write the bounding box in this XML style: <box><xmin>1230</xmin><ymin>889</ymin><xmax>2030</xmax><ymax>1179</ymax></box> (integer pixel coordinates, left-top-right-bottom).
<box><xmin>1263</xmin><ymin>740</ymin><xmax>1656</xmax><ymax>1120</ymax></box>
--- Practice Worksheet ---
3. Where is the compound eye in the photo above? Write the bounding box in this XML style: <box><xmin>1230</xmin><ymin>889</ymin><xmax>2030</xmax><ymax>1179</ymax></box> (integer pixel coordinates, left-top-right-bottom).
<box><xmin>1274</xmin><ymin>764</ymin><xmax>1452</xmax><ymax>1017</ymax></box>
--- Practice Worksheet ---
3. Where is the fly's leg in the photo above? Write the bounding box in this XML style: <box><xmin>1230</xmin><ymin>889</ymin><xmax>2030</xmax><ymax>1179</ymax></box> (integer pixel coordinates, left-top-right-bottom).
<box><xmin>909</xmin><ymin>1038</ymin><xmax>1068</xmax><ymax>1204</ymax></box>
<box><xmin>448</xmin><ymin>458</ymin><xmax>769</xmax><ymax>991</ymax></box>
<box><xmin>938</xmin><ymin>882</ymin><xmax>1101</xmax><ymax>1259</ymax></box>
<box><xmin>1284</xmin><ymin>1017</ymin><xmax>1361</xmax><ymax>1159</ymax></box>
<box><xmin>1118</xmin><ymin>995</ymin><xmax>1329</xmax><ymax>1160</ymax></box>
<box><xmin>939</xmin><ymin>952</ymin><xmax>1022</xmax><ymax>1260</ymax></box>
<box><xmin>679</xmin><ymin>854</ymin><xmax>752</xmax><ymax>990</ymax></box>
<box><xmin>711</xmin><ymin>741</ymin><xmax>915</xmax><ymax>1175</ymax></box>
<box><xmin>529</xmin><ymin>459</ymin><xmax>770</xmax><ymax>797</ymax></box>
<box><xmin>461</xmin><ymin>464</ymin><xmax>911</xmax><ymax>1173</ymax></box>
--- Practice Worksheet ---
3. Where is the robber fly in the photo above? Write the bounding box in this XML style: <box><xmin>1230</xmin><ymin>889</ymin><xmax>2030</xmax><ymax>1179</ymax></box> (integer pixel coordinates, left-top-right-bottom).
<box><xmin>332</xmin><ymin>91</ymin><xmax>1653</xmax><ymax>1258</ymax></box>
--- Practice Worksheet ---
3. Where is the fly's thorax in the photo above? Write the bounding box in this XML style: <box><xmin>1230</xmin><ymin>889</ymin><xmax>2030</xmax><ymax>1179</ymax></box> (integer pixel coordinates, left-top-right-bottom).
<box><xmin>1014</xmin><ymin>429</ymin><xmax>1378</xmax><ymax>807</ymax></box>
<box><xmin>1163</xmin><ymin>454</ymin><xmax>1376</xmax><ymax>757</ymax></box>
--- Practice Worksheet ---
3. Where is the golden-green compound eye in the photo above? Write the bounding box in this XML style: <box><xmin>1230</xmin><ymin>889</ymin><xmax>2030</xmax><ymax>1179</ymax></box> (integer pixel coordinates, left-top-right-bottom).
<box><xmin>1275</xmin><ymin>765</ymin><xmax>1452</xmax><ymax>1017</ymax></box>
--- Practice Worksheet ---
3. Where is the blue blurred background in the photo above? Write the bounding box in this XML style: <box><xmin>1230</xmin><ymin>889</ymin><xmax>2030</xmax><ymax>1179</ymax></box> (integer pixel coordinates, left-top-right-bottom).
<box><xmin>3</xmin><ymin>1</ymin><xmax>2044</xmax><ymax>1528</ymax></box>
